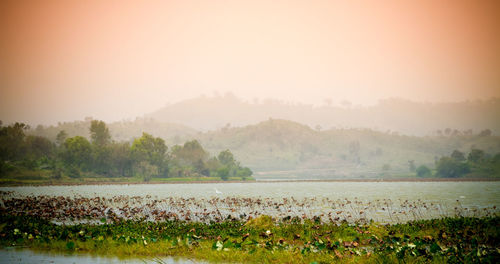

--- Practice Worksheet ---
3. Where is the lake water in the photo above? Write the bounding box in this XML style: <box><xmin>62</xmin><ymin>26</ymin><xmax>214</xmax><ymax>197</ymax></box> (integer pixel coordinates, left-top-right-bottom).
<box><xmin>1</xmin><ymin>181</ymin><xmax>499</xmax><ymax>208</ymax></box>
<box><xmin>1</xmin><ymin>181</ymin><xmax>499</xmax><ymax>224</ymax></box>
<box><xmin>0</xmin><ymin>248</ymin><xmax>202</xmax><ymax>264</ymax></box>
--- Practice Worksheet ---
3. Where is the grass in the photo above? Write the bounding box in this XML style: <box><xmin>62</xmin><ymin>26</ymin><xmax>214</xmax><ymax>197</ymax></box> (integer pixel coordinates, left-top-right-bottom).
<box><xmin>1</xmin><ymin>214</ymin><xmax>498</xmax><ymax>263</ymax></box>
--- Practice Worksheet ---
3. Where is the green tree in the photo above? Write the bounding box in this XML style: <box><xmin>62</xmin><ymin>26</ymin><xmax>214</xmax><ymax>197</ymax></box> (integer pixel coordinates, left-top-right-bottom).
<box><xmin>131</xmin><ymin>133</ymin><xmax>167</xmax><ymax>176</ymax></box>
<box><xmin>193</xmin><ymin>158</ymin><xmax>209</xmax><ymax>176</ymax></box>
<box><xmin>436</xmin><ymin>157</ymin><xmax>470</xmax><ymax>178</ymax></box>
<box><xmin>137</xmin><ymin>161</ymin><xmax>158</xmax><ymax>182</ymax></box>
<box><xmin>468</xmin><ymin>149</ymin><xmax>485</xmax><ymax>163</ymax></box>
<box><xmin>171</xmin><ymin>140</ymin><xmax>208</xmax><ymax>165</ymax></box>
<box><xmin>237</xmin><ymin>167</ymin><xmax>253</xmax><ymax>180</ymax></box>
<box><xmin>0</xmin><ymin>122</ymin><xmax>29</xmax><ymax>162</ymax></box>
<box><xmin>217</xmin><ymin>166</ymin><xmax>230</xmax><ymax>181</ymax></box>
<box><xmin>170</xmin><ymin>140</ymin><xmax>211</xmax><ymax>176</ymax></box>
<box><xmin>451</xmin><ymin>150</ymin><xmax>465</xmax><ymax>162</ymax></box>
<box><xmin>109</xmin><ymin>142</ymin><xmax>133</xmax><ymax>177</ymax></box>
<box><xmin>90</xmin><ymin>120</ymin><xmax>111</xmax><ymax>146</ymax></box>
<box><xmin>25</xmin><ymin>135</ymin><xmax>54</xmax><ymax>159</ymax></box>
<box><xmin>55</xmin><ymin>130</ymin><xmax>68</xmax><ymax>146</ymax></box>
<box><xmin>206</xmin><ymin>157</ymin><xmax>222</xmax><ymax>176</ymax></box>
<box><xmin>416</xmin><ymin>165</ymin><xmax>431</xmax><ymax>177</ymax></box>
<box><xmin>91</xmin><ymin>144</ymin><xmax>112</xmax><ymax>175</ymax></box>
<box><xmin>218</xmin><ymin>150</ymin><xmax>235</xmax><ymax>166</ymax></box>
<box><xmin>61</xmin><ymin>136</ymin><xmax>92</xmax><ymax>171</ymax></box>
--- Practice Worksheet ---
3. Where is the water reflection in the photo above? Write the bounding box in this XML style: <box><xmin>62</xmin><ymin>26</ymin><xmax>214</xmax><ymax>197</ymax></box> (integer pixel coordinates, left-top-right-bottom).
<box><xmin>0</xmin><ymin>248</ymin><xmax>203</xmax><ymax>264</ymax></box>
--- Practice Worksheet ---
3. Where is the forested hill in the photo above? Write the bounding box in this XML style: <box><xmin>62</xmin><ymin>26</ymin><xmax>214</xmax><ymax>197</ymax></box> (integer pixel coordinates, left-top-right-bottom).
<box><xmin>29</xmin><ymin>118</ymin><xmax>500</xmax><ymax>179</ymax></box>
<box><xmin>146</xmin><ymin>94</ymin><xmax>500</xmax><ymax>136</ymax></box>
<box><xmin>193</xmin><ymin>119</ymin><xmax>500</xmax><ymax>177</ymax></box>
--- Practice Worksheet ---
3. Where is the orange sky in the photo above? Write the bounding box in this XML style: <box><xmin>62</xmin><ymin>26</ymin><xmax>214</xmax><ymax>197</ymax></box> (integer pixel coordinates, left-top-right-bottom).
<box><xmin>1</xmin><ymin>0</ymin><xmax>499</xmax><ymax>124</ymax></box>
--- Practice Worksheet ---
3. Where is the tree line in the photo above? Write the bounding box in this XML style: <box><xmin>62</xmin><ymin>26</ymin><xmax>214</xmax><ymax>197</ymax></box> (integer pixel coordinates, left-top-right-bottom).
<box><xmin>0</xmin><ymin>120</ymin><xmax>252</xmax><ymax>181</ymax></box>
<box><xmin>415</xmin><ymin>149</ymin><xmax>500</xmax><ymax>178</ymax></box>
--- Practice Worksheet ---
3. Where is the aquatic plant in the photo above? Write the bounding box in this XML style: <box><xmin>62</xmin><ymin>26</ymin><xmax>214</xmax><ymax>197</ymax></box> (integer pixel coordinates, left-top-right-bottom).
<box><xmin>0</xmin><ymin>214</ymin><xmax>498</xmax><ymax>263</ymax></box>
<box><xmin>1</xmin><ymin>193</ymin><xmax>497</xmax><ymax>225</ymax></box>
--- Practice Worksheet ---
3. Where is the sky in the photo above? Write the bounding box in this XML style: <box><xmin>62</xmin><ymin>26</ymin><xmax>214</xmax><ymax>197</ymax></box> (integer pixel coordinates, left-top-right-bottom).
<box><xmin>1</xmin><ymin>0</ymin><xmax>499</xmax><ymax>125</ymax></box>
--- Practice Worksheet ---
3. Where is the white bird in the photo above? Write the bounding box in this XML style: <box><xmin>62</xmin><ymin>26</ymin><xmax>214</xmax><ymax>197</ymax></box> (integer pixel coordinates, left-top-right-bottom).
<box><xmin>214</xmin><ymin>188</ymin><xmax>222</xmax><ymax>195</ymax></box>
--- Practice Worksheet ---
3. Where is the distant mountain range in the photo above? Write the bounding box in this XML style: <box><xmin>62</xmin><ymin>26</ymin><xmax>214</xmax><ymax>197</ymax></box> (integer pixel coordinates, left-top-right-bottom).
<box><xmin>146</xmin><ymin>94</ymin><xmax>500</xmax><ymax>136</ymax></box>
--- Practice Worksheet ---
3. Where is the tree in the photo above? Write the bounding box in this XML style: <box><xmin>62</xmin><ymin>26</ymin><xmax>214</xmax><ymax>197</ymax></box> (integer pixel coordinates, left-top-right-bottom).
<box><xmin>56</xmin><ymin>130</ymin><xmax>68</xmax><ymax>146</ymax></box>
<box><xmin>193</xmin><ymin>158</ymin><xmax>209</xmax><ymax>176</ymax></box>
<box><xmin>61</xmin><ymin>136</ymin><xmax>92</xmax><ymax>171</ymax></box>
<box><xmin>90</xmin><ymin>120</ymin><xmax>111</xmax><ymax>146</ymax></box>
<box><xmin>171</xmin><ymin>140</ymin><xmax>208</xmax><ymax>166</ymax></box>
<box><xmin>436</xmin><ymin>157</ymin><xmax>470</xmax><ymax>178</ymax></box>
<box><xmin>206</xmin><ymin>157</ymin><xmax>222</xmax><ymax>176</ymax></box>
<box><xmin>109</xmin><ymin>142</ymin><xmax>133</xmax><ymax>177</ymax></box>
<box><xmin>91</xmin><ymin>144</ymin><xmax>112</xmax><ymax>175</ymax></box>
<box><xmin>88</xmin><ymin>121</ymin><xmax>112</xmax><ymax>175</ymax></box>
<box><xmin>218</xmin><ymin>150</ymin><xmax>235</xmax><ymax>166</ymax></box>
<box><xmin>217</xmin><ymin>166</ymin><xmax>230</xmax><ymax>181</ymax></box>
<box><xmin>451</xmin><ymin>150</ymin><xmax>465</xmax><ymax>162</ymax></box>
<box><xmin>478</xmin><ymin>129</ymin><xmax>492</xmax><ymax>137</ymax></box>
<box><xmin>0</xmin><ymin>122</ymin><xmax>29</xmax><ymax>161</ymax></box>
<box><xmin>468</xmin><ymin>149</ymin><xmax>485</xmax><ymax>163</ymax></box>
<box><xmin>137</xmin><ymin>161</ymin><xmax>158</xmax><ymax>182</ymax></box>
<box><xmin>416</xmin><ymin>165</ymin><xmax>431</xmax><ymax>177</ymax></box>
<box><xmin>237</xmin><ymin>167</ymin><xmax>253</xmax><ymax>180</ymax></box>
<box><xmin>25</xmin><ymin>135</ymin><xmax>55</xmax><ymax>160</ymax></box>
<box><xmin>131</xmin><ymin>133</ymin><xmax>167</xmax><ymax>176</ymax></box>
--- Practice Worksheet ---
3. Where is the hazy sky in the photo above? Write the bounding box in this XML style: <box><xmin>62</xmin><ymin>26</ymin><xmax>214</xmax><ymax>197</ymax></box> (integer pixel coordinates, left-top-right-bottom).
<box><xmin>1</xmin><ymin>0</ymin><xmax>499</xmax><ymax>125</ymax></box>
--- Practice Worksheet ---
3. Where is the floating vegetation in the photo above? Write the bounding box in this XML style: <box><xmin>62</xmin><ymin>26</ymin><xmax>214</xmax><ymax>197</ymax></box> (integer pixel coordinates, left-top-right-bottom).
<box><xmin>1</xmin><ymin>193</ymin><xmax>498</xmax><ymax>224</ymax></box>
<box><xmin>0</xmin><ymin>214</ymin><xmax>498</xmax><ymax>263</ymax></box>
<box><xmin>1</xmin><ymin>190</ymin><xmax>499</xmax><ymax>263</ymax></box>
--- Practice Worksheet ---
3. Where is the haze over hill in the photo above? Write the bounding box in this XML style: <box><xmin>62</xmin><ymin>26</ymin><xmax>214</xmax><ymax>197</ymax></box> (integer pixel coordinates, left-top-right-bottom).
<box><xmin>25</xmin><ymin>93</ymin><xmax>500</xmax><ymax>179</ymax></box>
<box><xmin>29</xmin><ymin>117</ymin><xmax>500</xmax><ymax>179</ymax></box>
<box><xmin>147</xmin><ymin>94</ymin><xmax>500</xmax><ymax>136</ymax></box>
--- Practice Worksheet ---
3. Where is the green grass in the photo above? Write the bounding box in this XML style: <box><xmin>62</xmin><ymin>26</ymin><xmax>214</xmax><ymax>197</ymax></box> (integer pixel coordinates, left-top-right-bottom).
<box><xmin>1</xmin><ymin>214</ymin><xmax>498</xmax><ymax>263</ymax></box>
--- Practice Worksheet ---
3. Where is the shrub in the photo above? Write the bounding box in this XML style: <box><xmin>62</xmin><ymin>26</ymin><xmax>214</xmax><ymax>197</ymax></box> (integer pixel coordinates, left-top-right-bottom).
<box><xmin>416</xmin><ymin>165</ymin><xmax>431</xmax><ymax>177</ymax></box>
<box><xmin>435</xmin><ymin>157</ymin><xmax>470</xmax><ymax>178</ymax></box>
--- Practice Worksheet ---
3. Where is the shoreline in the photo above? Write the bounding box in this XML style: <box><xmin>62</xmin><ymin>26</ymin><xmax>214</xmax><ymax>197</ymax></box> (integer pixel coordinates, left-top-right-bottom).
<box><xmin>0</xmin><ymin>177</ymin><xmax>499</xmax><ymax>187</ymax></box>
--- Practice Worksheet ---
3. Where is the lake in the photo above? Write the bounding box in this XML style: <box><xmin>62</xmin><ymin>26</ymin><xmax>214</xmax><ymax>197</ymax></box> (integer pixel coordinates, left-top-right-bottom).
<box><xmin>0</xmin><ymin>248</ymin><xmax>203</xmax><ymax>264</ymax></box>
<box><xmin>1</xmin><ymin>181</ymin><xmax>499</xmax><ymax>263</ymax></box>
<box><xmin>1</xmin><ymin>181</ymin><xmax>498</xmax><ymax>224</ymax></box>
<box><xmin>1</xmin><ymin>181</ymin><xmax>499</xmax><ymax>208</ymax></box>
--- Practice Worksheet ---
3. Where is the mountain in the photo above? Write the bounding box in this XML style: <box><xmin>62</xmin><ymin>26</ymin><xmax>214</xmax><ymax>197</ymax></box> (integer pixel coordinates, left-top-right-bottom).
<box><xmin>28</xmin><ymin>105</ymin><xmax>500</xmax><ymax>179</ymax></box>
<box><xmin>191</xmin><ymin>119</ymin><xmax>500</xmax><ymax>178</ymax></box>
<box><xmin>147</xmin><ymin>94</ymin><xmax>500</xmax><ymax>136</ymax></box>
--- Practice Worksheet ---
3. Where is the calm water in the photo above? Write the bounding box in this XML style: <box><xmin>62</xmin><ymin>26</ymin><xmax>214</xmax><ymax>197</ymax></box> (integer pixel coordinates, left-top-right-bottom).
<box><xmin>1</xmin><ymin>182</ymin><xmax>499</xmax><ymax>209</ymax></box>
<box><xmin>0</xmin><ymin>248</ymin><xmax>202</xmax><ymax>264</ymax></box>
